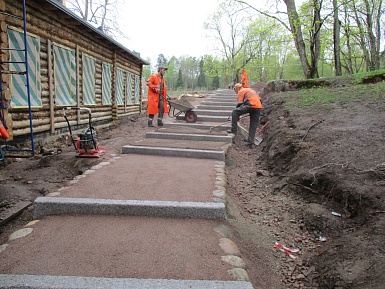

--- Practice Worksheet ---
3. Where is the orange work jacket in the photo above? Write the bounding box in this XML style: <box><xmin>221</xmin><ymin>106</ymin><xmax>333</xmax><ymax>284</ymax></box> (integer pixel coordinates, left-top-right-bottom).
<box><xmin>146</xmin><ymin>73</ymin><xmax>169</xmax><ymax>115</ymax></box>
<box><xmin>241</xmin><ymin>69</ymin><xmax>249</xmax><ymax>88</ymax></box>
<box><xmin>237</xmin><ymin>87</ymin><xmax>262</xmax><ymax>109</ymax></box>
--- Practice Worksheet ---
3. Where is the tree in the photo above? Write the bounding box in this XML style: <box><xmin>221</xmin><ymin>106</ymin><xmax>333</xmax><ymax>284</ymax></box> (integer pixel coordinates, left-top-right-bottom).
<box><xmin>235</xmin><ymin>0</ymin><xmax>324</xmax><ymax>79</ymax></box>
<box><xmin>351</xmin><ymin>0</ymin><xmax>382</xmax><ymax>71</ymax></box>
<box><xmin>176</xmin><ymin>69</ymin><xmax>184</xmax><ymax>89</ymax></box>
<box><xmin>333</xmin><ymin>0</ymin><xmax>342</xmax><ymax>75</ymax></box>
<box><xmin>156</xmin><ymin>54</ymin><xmax>168</xmax><ymax>68</ymax></box>
<box><xmin>197</xmin><ymin>59</ymin><xmax>207</xmax><ymax>89</ymax></box>
<box><xmin>66</xmin><ymin>0</ymin><xmax>126</xmax><ymax>40</ymax></box>
<box><xmin>212</xmin><ymin>74</ymin><xmax>220</xmax><ymax>90</ymax></box>
<box><xmin>204</xmin><ymin>1</ymin><xmax>255</xmax><ymax>85</ymax></box>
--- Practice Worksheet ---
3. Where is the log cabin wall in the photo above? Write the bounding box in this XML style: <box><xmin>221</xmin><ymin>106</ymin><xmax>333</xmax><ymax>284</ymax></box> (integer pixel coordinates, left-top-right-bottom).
<box><xmin>0</xmin><ymin>0</ymin><xmax>148</xmax><ymax>140</ymax></box>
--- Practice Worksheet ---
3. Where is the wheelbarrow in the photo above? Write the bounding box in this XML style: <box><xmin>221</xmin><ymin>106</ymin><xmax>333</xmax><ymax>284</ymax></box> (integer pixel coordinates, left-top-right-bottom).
<box><xmin>167</xmin><ymin>98</ymin><xmax>197</xmax><ymax>123</ymax></box>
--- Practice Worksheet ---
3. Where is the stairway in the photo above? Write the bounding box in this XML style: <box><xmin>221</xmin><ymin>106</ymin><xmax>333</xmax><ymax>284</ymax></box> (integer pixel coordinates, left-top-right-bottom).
<box><xmin>0</xmin><ymin>90</ymin><xmax>255</xmax><ymax>289</ymax></box>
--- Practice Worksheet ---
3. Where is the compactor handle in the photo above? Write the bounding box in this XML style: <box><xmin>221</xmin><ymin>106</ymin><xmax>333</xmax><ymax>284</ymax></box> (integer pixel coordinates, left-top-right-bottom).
<box><xmin>62</xmin><ymin>107</ymin><xmax>91</xmax><ymax>117</ymax></box>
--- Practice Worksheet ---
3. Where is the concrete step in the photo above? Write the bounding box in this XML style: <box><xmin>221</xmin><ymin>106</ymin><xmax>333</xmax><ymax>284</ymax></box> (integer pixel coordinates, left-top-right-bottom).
<box><xmin>207</xmin><ymin>95</ymin><xmax>236</xmax><ymax>100</ymax></box>
<box><xmin>196</xmin><ymin>105</ymin><xmax>235</xmax><ymax>110</ymax></box>
<box><xmin>163</xmin><ymin>122</ymin><xmax>231</xmax><ymax>131</ymax></box>
<box><xmin>201</xmin><ymin>101</ymin><xmax>236</xmax><ymax>105</ymax></box>
<box><xmin>176</xmin><ymin>115</ymin><xmax>230</xmax><ymax>122</ymax></box>
<box><xmin>33</xmin><ymin>197</ymin><xmax>226</xmax><ymax>220</ymax></box>
<box><xmin>122</xmin><ymin>145</ymin><xmax>226</xmax><ymax>161</ymax></box>
<box><xmin>0</xmin><ymin>215</ymin><xmax>253</xmax><ymax>288</ymax></box>
<box><xmin>146</xmin><ymin>131</ymin><xmax>232</xmax><ymax>143</ymax></box>
<box><xmin>34</xmin><ymin>154</ymin><xmax>227</xmax><ymax>219</ymax></box>
<box><xmin>41</xmin><ymin>154</ymin><xmax>226</xmax><ymax>202</ymax></box>
<box><xmin>193</xmin><ymin>109</ymin><xmax>232</xmax><ymax>116</ymax></box>
<box><xmin>215</xmin><ymin>89</ymin><xmax>236</xmax><ymax>95</ymax></box>
<box><xmin>0</xmin><ymin>274</ymin><xmax>253</xmax><ymax>289</ymax></box>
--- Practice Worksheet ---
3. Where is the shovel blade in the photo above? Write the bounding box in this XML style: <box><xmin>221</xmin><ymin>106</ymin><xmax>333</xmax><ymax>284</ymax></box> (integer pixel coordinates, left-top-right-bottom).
<box><xmin>254</xmin><ymin>134</ymin><xmax>264</xmax><ymax>145</ymax></box>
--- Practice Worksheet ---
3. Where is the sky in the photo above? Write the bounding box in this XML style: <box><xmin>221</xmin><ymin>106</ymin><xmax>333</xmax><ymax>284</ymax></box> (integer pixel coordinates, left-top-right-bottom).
<box><xmin>116</xmin><ymin>0</ymin><xmax>221</xmax><ymax>66</ymax></box>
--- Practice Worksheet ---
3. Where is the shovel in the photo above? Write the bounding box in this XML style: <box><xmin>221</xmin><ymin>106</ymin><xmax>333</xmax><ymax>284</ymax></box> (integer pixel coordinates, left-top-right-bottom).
<box><xmin>209</xmin><ymin>117</ymin><xmax>231</xmax><ymax>132</ymax></box>
<box><xmin>209</xmin><ymin>115</ymin><xmax>249</xmax><ymax>132</ymax></box>
<box><xmin>254</xmin><ymin>121</ymin><xmax>270</xmax><ymax>145</ymax></box>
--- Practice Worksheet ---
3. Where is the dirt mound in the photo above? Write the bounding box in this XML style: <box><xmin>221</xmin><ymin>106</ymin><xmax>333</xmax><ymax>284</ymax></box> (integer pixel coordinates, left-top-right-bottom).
<box><xmin>226</xmin><ymin>80</ymin><xmax>385</xmax><ymax>288</ymax></box>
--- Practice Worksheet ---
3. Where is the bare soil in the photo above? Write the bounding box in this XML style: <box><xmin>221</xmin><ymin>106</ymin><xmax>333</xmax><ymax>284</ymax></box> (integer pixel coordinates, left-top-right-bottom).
<box><xmin>1</xmin><ymin>81</ymin><xmax>384</xmax><ymax>289</ymax></box>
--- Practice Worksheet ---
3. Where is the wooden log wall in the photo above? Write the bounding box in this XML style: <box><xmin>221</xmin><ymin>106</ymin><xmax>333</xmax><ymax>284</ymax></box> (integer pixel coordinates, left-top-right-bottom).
<box><xmin>0</xmin><ymin>0</ymin><xmax>145</xmax><ymax>140</ymax></box>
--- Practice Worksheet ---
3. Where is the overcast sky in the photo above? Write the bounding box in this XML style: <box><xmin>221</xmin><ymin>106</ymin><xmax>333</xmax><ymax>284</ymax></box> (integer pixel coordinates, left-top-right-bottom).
<box><xmin>116</xmin><ymin>0</ymin><xmax>221</xmax><ymax>66</ymax></box>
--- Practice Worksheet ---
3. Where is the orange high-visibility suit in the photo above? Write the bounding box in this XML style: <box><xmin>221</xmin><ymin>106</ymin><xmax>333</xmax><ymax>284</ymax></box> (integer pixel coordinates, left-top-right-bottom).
<box><xmin>0</xmin><ymin>121</ymin><xmax>9</xmax><ymax>139</ymax></box>
<box><xmin>241</xmin><ymin>69</ymin><xmax>249</xmax><ymax>88</ymax></box>
<box><xmin>236</xmin><ymin>87</ymin><xmax>262</xmax><ymax>109</ymax></box>
<box><xmin>228</xmin><ymin>84</ymin><xmax>262</xmax><ymax>147</ymax></box>
<box><xmin>146</xmin><ymin>73</ymin><xmax>168</xmax><ymax>115</ymax></box>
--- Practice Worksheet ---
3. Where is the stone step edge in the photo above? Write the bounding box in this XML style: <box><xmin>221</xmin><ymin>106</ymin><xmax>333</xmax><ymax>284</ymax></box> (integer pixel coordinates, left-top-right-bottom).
<box><xmin>176</xmin><ymin>115</ymin><xmax>230</xmax><ymax>122</ymax></box>
<box><xmin>0</xmin><ymin>274</ymin><xmax>254</xmax><ymax>289</ymax></box>
<box><xmin>33</xmin><ymin>197</ymin><xmax>227</xmax><ymax>220</ymax></box>
<box><xmin>145</xmin><ymin>132</ymin><xmax>233</xmax><ymax>143</ymax></box>
<box><xmin>163</xmin><ymin>123</ymin><xmax>231</xmax><ymax>131</ymax></box>
<box><xmin>122</xmin><ymin>145</ymin><xmax>226</xmax><ymax>161</ymax></box>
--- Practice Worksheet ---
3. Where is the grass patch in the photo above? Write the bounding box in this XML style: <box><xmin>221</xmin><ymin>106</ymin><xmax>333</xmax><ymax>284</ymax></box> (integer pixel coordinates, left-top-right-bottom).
<box><xmin>353</xmin><ymin>69</ymin><xmax>385</xmax><ymax>83</ymax></box>
<box><xmin>278</xmin><ymin>82</ymin><xmax>385</xmax><ymax>111</ymax></box>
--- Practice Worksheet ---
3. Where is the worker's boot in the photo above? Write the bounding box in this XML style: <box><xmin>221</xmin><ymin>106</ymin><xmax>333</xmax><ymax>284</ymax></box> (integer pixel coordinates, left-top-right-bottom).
<box><xmin>157</xmin><ymin>119</ymin><xmax>163</xmax><ymax>127</ymax></box>
<box><xmin>148</xmin><ymin>118</ymin><xmax>154</xmax><ymax>127</ymax></box>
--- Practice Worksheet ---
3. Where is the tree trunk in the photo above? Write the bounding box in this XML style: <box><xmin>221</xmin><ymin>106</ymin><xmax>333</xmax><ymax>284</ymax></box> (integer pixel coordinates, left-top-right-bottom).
<box><xmin>283</xmin><ymin>0</ymin><xmax>312</xmax><ymax>79</ymax></box>
<box><xmin>308</xmin><ymin>0</ymin><xmax>321</xmax><ymax>78</ymax></box>
<box><xmin>352</xmin><ymin>0</ymin><xmax>372</xmax><ymax>71</ymax></box>
<box><xmin>363</xmin><ymin>0</ymin><xmax>381</xmax><ymax>70</ymax></box>
<box><xmin>333</xmin><ymin>0</ymin><xmax>342</xmax><ymax>76</ymax></box>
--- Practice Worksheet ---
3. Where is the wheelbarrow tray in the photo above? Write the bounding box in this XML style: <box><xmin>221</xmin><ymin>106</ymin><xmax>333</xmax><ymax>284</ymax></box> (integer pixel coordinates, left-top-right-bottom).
<box><xmin>168</xmin><ymin>98</ymin><xmax>195</xmax><ymax>112</ymax></box>
<box><xmin>167</xmin><ymin>98</ymin><xmax>197</xmax><ymax>123</ymax></box>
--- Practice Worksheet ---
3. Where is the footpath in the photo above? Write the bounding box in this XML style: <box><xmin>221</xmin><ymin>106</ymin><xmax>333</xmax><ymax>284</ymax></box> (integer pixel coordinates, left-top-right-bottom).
<box><xmin>0</xmin><ymin>89</ymin><xmax>255</xmax><ymax>289</ymax></box>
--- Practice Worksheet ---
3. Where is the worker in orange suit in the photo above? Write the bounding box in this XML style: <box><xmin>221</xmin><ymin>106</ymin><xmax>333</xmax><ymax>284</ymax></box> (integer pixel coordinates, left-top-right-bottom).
<box><xmin>227</xmin><ymin>83</ymin><xmax>262</xmax><ymax>148</ymax></box>
<box><xmin>146</xmin><ymin>65</ymin><xmax>169</xmax><ymax>127</ymax></box>
<box><xmin>241</xmin><ymin>69</ymin><xmax>249</xmax><ymax>88</ymax></box>
<box><xmin>0</xmin><ymin>120</ymin><xmax>10</xmax><ymax>139</ymax></box>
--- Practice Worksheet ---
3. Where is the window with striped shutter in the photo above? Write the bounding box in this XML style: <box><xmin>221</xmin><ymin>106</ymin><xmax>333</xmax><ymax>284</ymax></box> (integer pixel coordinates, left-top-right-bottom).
<box><xmin>115</xmin><ymin>68</ymin><xmax>124</xmax><ymax>105</ymax></box>
<box><xmin>102</xmin><ymin>62</ymin><xmax>112</xmax><ymax>105</ymax></box>
<box><xmin>53</xmin><ymin>44</ymin><xmax>76</xmax><ymax>106</ymax></box>
<box><xmin>7</xmin><ymin>27</ymin><xmax>42</xmax><ymax>108</ymax></box>
<box><xmin>126</xmin><ymin>72</ymin><xmax>132</xmax><ymax>105</ymax></box>
<box><xmin>135</xmin><ymin>75</ymin><xmax>140</xmax><ymax>104</ymax></box>
<box><xmin>82</xmin><ymin>54</ymin><xmax>96</xmax><ymax>105</ymax></box>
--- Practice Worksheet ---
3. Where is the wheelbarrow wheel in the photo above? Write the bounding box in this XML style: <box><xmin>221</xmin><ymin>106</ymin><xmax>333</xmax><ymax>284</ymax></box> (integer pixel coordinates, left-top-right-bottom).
<box><xmin>185</xmin><ymin>111</ymin><xmax>197</xmax><ymax>123</ymax></box>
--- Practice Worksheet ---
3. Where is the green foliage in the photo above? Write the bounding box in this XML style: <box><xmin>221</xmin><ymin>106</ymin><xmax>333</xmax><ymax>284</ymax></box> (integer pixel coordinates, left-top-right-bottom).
<box><xmin>176</xmin><ymin>69</ymin><xmax>184</xmax><ymax>89</ymax></box>
<box><xmin>280</xmin><ymin>80</ymin><xmax>385</xmax><ymax>111</ymax></box>
<box><xmin>197</xmin><ymin>59</ymin><xmax>207</xmax><ymax>89</ymax></box>
<box><xmin>353</xmin><ymin>69</ymin><xmax>385</xmax><ymax>84</ymax></box>
<box><xmin>142</xmin><ymin>62</ymin><xmax>152</xmax><ymax>81</ymax></box>
<box><xmin>212</xmin><ymin>75</ymin><xmax>220</xmax><ymax>90</ymax></box>
<box><xmin>157</xmin><ymin>54</ymin><xmax>168</xmax><ymax>67</ymax></box>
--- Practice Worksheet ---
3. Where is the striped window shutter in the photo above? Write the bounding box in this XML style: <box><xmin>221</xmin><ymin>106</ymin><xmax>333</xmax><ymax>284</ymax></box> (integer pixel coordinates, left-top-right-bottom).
<box><xmin>53</xmin><ymin>44</ymin><xmax>76</xmax><ymax>106</ymax></box>
<box><xmin>102</xmin><ymin>62</ymin><xmax>112</xmax><ymax>105</ymax></box>
<box><xmin>126</xmin><ymin>72</ymin><xmax>132</xmax><ymax>105</ymax></box>
<box><xmin>134</xmin><ymin>75</ymin><xmax>140</xmax><ymax>104</ymax></box>
<box><xmin>82</xmin><ymin>54</ymin><xmax>96</xmax><ymax>105</ymax></box>
<box><xmin>115</xmin><ymin>68</ymin><xmax>124</xmax><ymax>105</ymax></box>
<box><xmin>7</xmin><ymin>27</ymin><xmax>42</xmax><ymax>108</ymax></box>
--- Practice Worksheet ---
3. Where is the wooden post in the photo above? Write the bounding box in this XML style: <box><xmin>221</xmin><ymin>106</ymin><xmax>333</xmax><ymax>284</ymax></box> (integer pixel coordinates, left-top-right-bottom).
<box><xmin>76</xmin><ymin>44</ymin><xmax>80</xmax><ymax>122</ymax></box>
<box><xmin>48</xmin><ymin>39</ymin><xmax>55</xmax><ymax>134</ymax></box>
<box><xmin>112</xmin><ymin>49</ymin><xmax>117</xmax><ymax>119</ymax></box>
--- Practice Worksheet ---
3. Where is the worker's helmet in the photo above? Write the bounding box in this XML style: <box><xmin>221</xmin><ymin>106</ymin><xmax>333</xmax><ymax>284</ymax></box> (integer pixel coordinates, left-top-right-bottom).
<box><xmin>158</xmin><ymin>65</ymin><xmax>168</xmax><ymax>71</ymax></box>
<box><xmin>234</xmin><ymin>83</ymin><xmax>243</xmax><ymax>90</ymax></box>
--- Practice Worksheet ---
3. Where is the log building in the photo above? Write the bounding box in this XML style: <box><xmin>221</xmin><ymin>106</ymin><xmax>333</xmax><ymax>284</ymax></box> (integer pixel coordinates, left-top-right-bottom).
<box><xmin>0</xmin><ymin>0</ymin><xmax>148</xmax><ymax>144</ymax></box>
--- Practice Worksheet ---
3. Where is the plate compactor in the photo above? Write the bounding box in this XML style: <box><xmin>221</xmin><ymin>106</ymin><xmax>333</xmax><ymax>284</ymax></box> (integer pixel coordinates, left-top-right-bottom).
<box><xmin>63</xmin><ymin>107</ymin><xmax>105</xmax><ymax>158</ymax></box>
